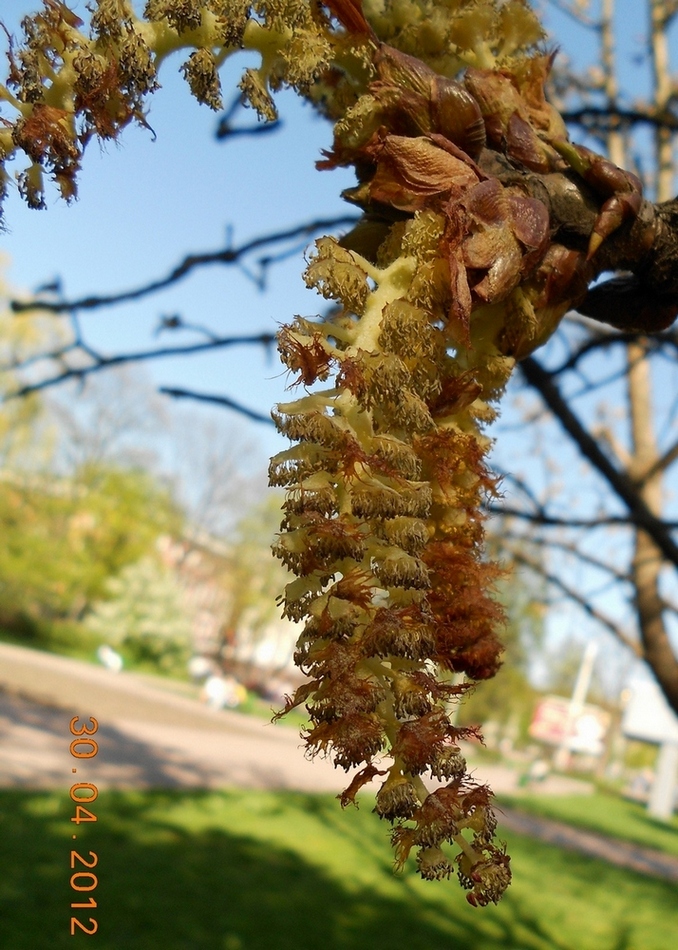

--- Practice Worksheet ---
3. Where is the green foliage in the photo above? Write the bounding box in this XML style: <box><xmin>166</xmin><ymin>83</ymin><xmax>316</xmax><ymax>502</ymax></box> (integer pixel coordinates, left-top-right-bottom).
<box><xmin>0</xmin><ymin>279</ymin><xmax>62</xmax><ymax>469</ymax></box>
<box><xmin>0</xmin><ymin>462</ymin><xmax>182</xmax><ymax>630</ymax></box>
<box><xmin>623</xmin><ymin>739</ymin><xmax>658</xmax><ymax>772</ymax></box>
<box><xmin>0</xmin><ymin>787</ymin><xmax>676</xmax><ymax>950</ymax></box>
<box><xmin>0</xmin><ymin>616</ymin><xmax>103</xmax><ymax>659</ymax></box>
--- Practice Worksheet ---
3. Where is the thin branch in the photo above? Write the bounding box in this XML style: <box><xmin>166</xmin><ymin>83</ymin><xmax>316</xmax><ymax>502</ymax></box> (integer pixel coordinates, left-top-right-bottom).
<box><xmin>502</xmin><ymin>529</ymin><xmax>632</xmax><ymax>585</ymax></box>
<box><xmin>565</xmin><ymin>361</ymin><xmax>638</xmax><ymax>402</ymax></box>
<box><xmin>487</xmin><ymin>503</ymin><xmax>667</xmax><ymax>528</ymax></box>
<box><xmin>591</xmin><ymin>422</ymin><xmax>632</xmax><ymax>471</ymax></box>
<box><xmin>1</xmin><ymin>333</ymin><xmax>276</xmax><ymax>401</ymax></box>
<box><xmin>507</xmin><ymin>546</ymin><xmax>642</xmax><ymax>656</ymax></box>
<box><xmin>495</xmin><ymin>469</ymin><xmax>548</xmax><ymax>510</ymax></box>
<box><xmin>10</xmin><ymin>217</ymin><xmax>359</xmax><ymax>315</ymax></box>
<box><xmin>159</xmin><ymin>387</ymin><xmax>275</xmax><ymax>424</ymax></box>
<box><xmin>642</xmin><ymin>438</ymin><xmax>678</xmax><ymax>483</ymax></box>
<box><xmin>519</xmin><ymin>355</ymin><xmax>678</xmax><ymax>568</ymax></box>
<box><xmin>546</xmin><ymin>0</ymin><xmax>599</xmax><ymax>28</ymax></box>
<box><xmin>562</xmin><ymin>105</ymin><xmax>678</xmax><ymax>132</ymax></box>
<box><xmin>490</xmin><ymin>467</ymin><xmax>676</xmax><ymax>528</ymax></box>
<box><xmin>552</xmin><ymin>326</ymin><xmax>677</xmax><ymax>375</ymax></box>
<box><xmin>215</xmin><ymin>93</ymin><xmax>283</xmax><ymax>139</ymax></box>
<box><xmin>0</xmin><ymin>311</ymin><xmax>231</xmax><ymax>375</ymax></box>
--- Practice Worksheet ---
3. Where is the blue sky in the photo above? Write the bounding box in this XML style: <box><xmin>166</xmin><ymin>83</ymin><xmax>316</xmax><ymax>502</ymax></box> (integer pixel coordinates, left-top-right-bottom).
<box><xmin>0</xmin><ymin>0</ymin><xmax>359</xmax><ymax>465</ymax></box>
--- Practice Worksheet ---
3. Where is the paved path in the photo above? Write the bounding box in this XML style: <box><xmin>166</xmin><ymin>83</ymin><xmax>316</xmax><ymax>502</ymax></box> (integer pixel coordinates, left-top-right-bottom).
<box><xmin>2</xmin><ymin>641</ymin><xmax>678</xmax><ymax>883</ymax></box>
<box><xmin>0</xmin><ymin>641</ymin><xmax>343</xmax><ymax>792</ymax></box>
<box><xmin>498</xmin><ymin>806</ymin><xmax>678</xmax><ymax>882</ymax></box>
<box><xmin>0</xmin><ymin>642</ymin><xmax>586</xmax><ymax>796</ymax></box>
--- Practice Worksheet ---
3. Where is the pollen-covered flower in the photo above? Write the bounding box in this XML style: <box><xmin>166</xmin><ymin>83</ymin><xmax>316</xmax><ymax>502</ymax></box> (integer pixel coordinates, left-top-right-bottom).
<box><xmin>375</xmin><ymin>773</ymin><xmax>419</xmax><ymax>820</ymax></box>
<box><xmin>181</xmin><ymin>48</ymin><xmax>223</xmax><ymax>109</ymax></box>
<box><xmin>417</xmin><ymin>846</ymin><xmax>454</xmax><ymax>881</ymax></box>
<box><xmin>0</xmin><ymin>0</ymin><xmax>364</xmax><ymax>216</ymax></box>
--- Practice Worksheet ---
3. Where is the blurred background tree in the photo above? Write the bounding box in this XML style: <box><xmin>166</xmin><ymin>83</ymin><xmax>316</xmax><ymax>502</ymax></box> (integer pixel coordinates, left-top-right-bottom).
<box><xmin>85</xmin><ymin>552</ymin><xmax>193</xmax><ymax>673</ymax></box>
<box><xmin>0</xmin><ymin>461</ymin><xmax>181</xmax><ymax>627</ymax></box>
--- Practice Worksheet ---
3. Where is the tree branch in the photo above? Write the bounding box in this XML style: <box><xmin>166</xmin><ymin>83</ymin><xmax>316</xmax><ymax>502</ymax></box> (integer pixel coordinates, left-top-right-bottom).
<box><xmin>641</xmin><ymin>438</ymin><xmax>678</xmax><ymax>483</ymax></box>
<box><xmin>488</xmin><ymin>503</ymin><xmax>673</xmax><ymax>528</ymax></box>
<box><xmin>503</xmin><ymin>530</ymin><xmax>633</xmax><ymax>586</ymax></box>
<box><xmin>562</xmin><ymin>105</ymin><xmax>678</xmax><ymax>133</ymax></box>
<box><xmin>546</xmin><ymin>0</ymin><xmax>599</xmax><ymax>28</ymax></box>
<box><xmin>490</xmin><ymin>467</ymin><xmax>678</xmax><ymax>528</ymax></box>
<box><xmin>215</xmin><ymin>92</ymin><xmax>283</xmax><ymax>139</ymax></box>
<box><xmin>10</xmin><ymin>217</ymin><xmax>359</xmax><ymax>315</ymax></box>
<box><xmin>519</xmin><ymin>355</ymin><xmax>678</xmax><ymax>568</ymax></box>
<box><xmin>159</xmin><ymin>387</ymin><xmax>275</xmax><ymax>424</ymax></box>
<box><xmin>550</xmin><ymin>325</ymin><xmax>672</xmax><ymax>374</ymax></box>
<box><xmin>507</xmin><ymin>545</ymin><xmax>642</xmax><ymax>656</ymax></box>
<box><xmin>1</xmin><ymin>333</ymin><xmax>276</xmax><ymax>402</ymax></box>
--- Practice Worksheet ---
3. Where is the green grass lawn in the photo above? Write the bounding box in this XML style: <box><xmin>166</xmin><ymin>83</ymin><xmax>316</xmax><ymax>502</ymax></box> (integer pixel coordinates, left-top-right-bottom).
<box><xmin>498</xmin><ymin>790</ymin><xmax>678</xmax><ymax>858</ymax></box>
<box><xmin>1</xmin><ymin>788</ymin><xmax>677</xmax><ymax>950</ymax></box>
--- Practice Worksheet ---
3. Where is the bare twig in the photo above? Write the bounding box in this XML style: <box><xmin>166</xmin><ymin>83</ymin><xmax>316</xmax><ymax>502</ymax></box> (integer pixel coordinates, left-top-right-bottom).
<box><xmin>546</xmin><ymin>0</ymin><xmax>599</xmax><ymax>28</ymax></box>
<box><xmin>215</xmin><ymin>93</ymin><xmax>283</xmax><ymax>139</ymax></box>
<box><xmin>550</xmin><ymin>327</ymin><xmax>670</xmax><ymax>374</ymax></box>
<box><xmin>159</xmin><ymin>387</ymin><xmax>275</xmax><ymax>424</ymax></box>
<box><xmin>10</xmin><ymin>217</ymin><xmax>359</xmax><ymax>315</ymax></box>
<box><xmin>519</xmin><ymin>355</ymin><xmax>678</xmax><ymax>568</ymax></box>
<box><xmin>641</xmin><ymin>438</ymin><xmax>678</xmax><ymax>483</ymax></box>
<box><xmin>563</xmin><ymin>105</ymin><xmax>678</xmax><ymax>133</ymax></box>
<box><xmin>504</xmin><ymin>530</ymin><xmax>632</xmax><ymax>585</ymax></box>
<box><xmin>1</xmin><ymin>333</ymin><xmax>276</xmax><ymax>402</ymax></box>
<box><xmin>507</xmin><ymin>545</ymin><xmax>642</xmax><ymax>656</ymax></box>
<box><xmin>488</xmin><ymin>503</ymin><xmax>673</xmax><ymax>528</ymax></box>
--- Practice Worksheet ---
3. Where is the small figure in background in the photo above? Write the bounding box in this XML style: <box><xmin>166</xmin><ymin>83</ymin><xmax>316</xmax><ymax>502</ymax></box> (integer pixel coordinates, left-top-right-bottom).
<box><xmin>202</xmin><ymin>673</ymin><xmax>246</xmax><ymax>709</ymax></box>
<box><xmin>187</xmin><ymin>655</ymin><xmax>213</xmax><ymax>681</ymax></box>
<box><xmin>519</xmin><ymin>758</ymin><xmax>550</xmax><ymax>789</ymax></box>
<box><xmin>97</xmin><ymin>644</ymin><xmax>123</xmax><ymax>673</ymax></box>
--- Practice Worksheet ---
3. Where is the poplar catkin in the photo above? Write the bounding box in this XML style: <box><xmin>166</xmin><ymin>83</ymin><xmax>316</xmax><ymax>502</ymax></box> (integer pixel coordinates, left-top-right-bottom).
<box><xmin>0</xmin><ymin>0</ymin><xmax>644</xmax><ymax>905</ymax></box>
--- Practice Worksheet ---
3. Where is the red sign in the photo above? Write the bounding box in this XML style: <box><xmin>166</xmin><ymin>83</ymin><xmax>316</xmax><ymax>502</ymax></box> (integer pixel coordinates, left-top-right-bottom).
<box><xmin>530</xmin><ymin>695</ymin><xmax>610</xmax><ymax>754</ymax></box>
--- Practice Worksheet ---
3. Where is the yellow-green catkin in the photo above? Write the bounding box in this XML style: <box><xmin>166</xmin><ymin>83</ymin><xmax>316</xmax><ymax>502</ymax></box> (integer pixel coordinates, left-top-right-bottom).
<box><xmin>271</xmin><ymin>207</ymin><xmax>513</xmax><ymax>904</ymax></box>
<box><xmin>0</xmin><ymin>0</ymin><xmax>362</xmax><ymax>213</ymax></box>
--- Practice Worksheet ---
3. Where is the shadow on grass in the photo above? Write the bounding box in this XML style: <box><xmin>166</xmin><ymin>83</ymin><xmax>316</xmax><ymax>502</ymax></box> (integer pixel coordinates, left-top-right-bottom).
<box><xmin>0</xmin><ymin>789</ymin><xmax>669</xmax><ymax>950</ymax></box>
<box><xmin>499</xmin><ymin>791</ymin><xmax>678</xmax><ymax>863</ymax></box>
<box><xmin>637</xmin><ymin>809</ymin><xmax>678</xmax><ymax>839</ymax></box>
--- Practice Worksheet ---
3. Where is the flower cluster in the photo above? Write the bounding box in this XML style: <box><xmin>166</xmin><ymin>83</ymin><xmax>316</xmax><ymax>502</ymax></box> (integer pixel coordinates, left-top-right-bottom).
<box><xmin>1</xmin><ymin>0</ymin><xmax>647</xmax><ymax>906</ymax></box>
<box><xmin>270</xmin><ymin>0</ymin><xmax>646</xmax><ymax>904</ymax></box>
<box><xmin>0</xmin><ymin>0</ymin><xmax>365</xmax><ymax>214</ymax></box>
<box><xmin>361</xmin><ymin>0</ymin><xmax>545</xmax><ymax>75</ymax></box>
<box><xmin>272</xmin><ymin>203</ymin><xmax>513</xmax><ymax>903</ymax></box>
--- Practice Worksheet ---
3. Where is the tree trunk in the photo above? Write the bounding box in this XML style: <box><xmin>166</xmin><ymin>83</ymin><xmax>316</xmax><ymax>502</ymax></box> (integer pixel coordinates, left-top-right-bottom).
<box><xmin>626</xmin><ymin>0</ymin><xmax>678</xmax><ymax>714</ymax></box>
<box><xmin>627</xmin><ymin>342</ymin><xmax>678</xmax><ymax>711</ymax></box>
